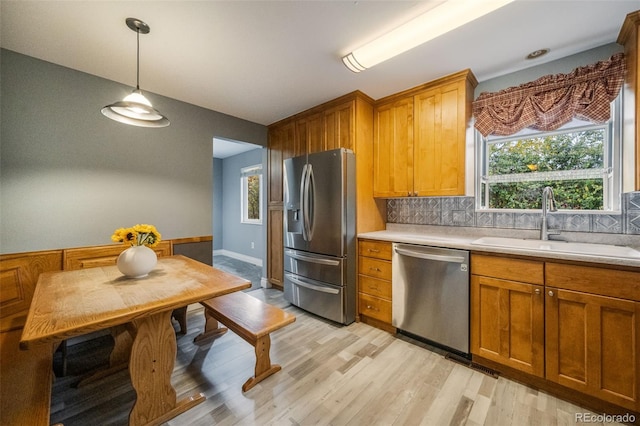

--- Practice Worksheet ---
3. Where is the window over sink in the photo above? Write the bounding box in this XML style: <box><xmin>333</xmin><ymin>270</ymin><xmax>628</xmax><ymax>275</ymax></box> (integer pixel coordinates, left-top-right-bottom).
<box><xmin>476</xmin><ymin>97</ymin><xmax>621</xmax><ymax>212</ymax></box>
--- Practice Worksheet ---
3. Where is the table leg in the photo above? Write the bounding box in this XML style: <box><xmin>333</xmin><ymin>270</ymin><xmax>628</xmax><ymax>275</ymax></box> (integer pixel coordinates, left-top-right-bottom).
<box><xmin>128</xmin><ymin>310</ymin><xmax>204</xmax><ymax>426</ymax></box>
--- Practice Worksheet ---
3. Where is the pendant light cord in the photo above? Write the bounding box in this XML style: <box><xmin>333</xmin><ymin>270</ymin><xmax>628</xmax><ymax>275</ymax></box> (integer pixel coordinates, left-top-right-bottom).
<box><xmin>136</xmin><ymin>28</ymin><xmax>140</xmax><ymax>90</ymax></box>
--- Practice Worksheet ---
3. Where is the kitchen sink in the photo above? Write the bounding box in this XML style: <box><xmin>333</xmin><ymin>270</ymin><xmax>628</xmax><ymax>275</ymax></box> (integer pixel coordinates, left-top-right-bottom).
<box><xmin>471</xmin><ymin>237</ymin><xmax>640</xmax><ymax>259</ymax></box>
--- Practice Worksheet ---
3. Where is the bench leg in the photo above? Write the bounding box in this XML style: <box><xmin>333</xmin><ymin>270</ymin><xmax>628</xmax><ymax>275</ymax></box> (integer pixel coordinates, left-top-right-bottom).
<box><xmin>242</xmin><ymin>334</ymin><xmax>281</xmax><ymax>392</ymax></box>
<box><xmin>193</xmin><ymin>308</ymin><xmax>228</xmax><ymax>343</ymax></box>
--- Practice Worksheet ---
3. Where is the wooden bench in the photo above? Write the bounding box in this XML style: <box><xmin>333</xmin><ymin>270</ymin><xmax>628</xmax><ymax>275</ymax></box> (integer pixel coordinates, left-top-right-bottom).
<box><xmin>195</xmin><ymin>291</ymin><xmax>296</xmax><ymax>392</ymax></box>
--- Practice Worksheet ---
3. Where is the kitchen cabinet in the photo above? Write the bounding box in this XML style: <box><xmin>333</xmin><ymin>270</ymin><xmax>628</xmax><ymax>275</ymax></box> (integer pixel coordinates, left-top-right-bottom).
<box><xmin>296</xmin><ymin>112</ymin><xmax>323</xmax><ymax>155</ymax></box>
<box><xmin>545</xmin><ymin>263</ymin><xmax>640</xmax><ymax>412</ymax></box>
<box><xmin>358</xmin><ymin>239</ymin><xmax>393</xmax><ymax>330</ymax></box>
<box><xmin>373</xmin><ymin>69</ymin><xmax>477</xmax><ymax>197</ymax></box>
<box><xmin>373</xmin><ymin>98</ymin><xmax>414</xmax><ymax>197</ymax></box>
<box><xmin>266</xmin><ymin>121</ymin><xmax>293</xmax><ymax>287</ymax></box>
<box><xmin>267</xmin><ymin>92</ymin><xmax>385</xmax><ymax>287</ymax></box>
<box><xmin>472</xmin><ymin>253</ymin><xmax>640</xmax><ymax>412</ymax></box>
<box><xmin>471</xmin><ymin>254</ymin><xmax>545</xmax><ymax>377</ymax></box>
<box><xmin>618</xmin><ymin>10</ymin><xmax>640</xmax><ymax>190</ymax></box>
<box><xmin>324</xmin><ymin>101</ymin><xmax>353</xmax><ymax>151</ymax></box>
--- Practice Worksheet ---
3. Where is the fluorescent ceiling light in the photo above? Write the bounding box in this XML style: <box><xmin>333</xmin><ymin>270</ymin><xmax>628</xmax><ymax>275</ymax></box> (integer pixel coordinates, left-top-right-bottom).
<box><xmin>342</xmin><ymin>0</ymin><xmax>515</xmax><ymax>73</ymax></box>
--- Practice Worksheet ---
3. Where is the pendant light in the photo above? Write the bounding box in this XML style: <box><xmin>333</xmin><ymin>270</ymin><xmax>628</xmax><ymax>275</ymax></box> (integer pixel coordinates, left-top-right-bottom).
<box><xmin>101</xmin><ymin>18</ymin><xmax>169</xmax><ymax>127</ymax></box>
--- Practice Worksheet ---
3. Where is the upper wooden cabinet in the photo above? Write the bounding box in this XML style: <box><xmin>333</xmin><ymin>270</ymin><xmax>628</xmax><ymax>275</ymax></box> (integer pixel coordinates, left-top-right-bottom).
<box><xmin>296</xmin><ymin>112</ymin><xmax>323</xmax><ymax>156</ymax></box>
<box><xmin>266</xmin><ymin>91</ymin><xmax>385</xmax><ymax>287</ymax></box>
<box><xmin>373</xmin><ymin>69</ymin><xmax>477</xmax><ymax>197</ymax></box>
<box><xmin>373</xmin><ymin>98</ymin><xmax>414</xmax><ymax>197</ymax></box>
<box><xmin>324</xmin><ymin>101</ymin><xmax>354</xmax><ymax>151</ymax></box>
<box><xmin>267</xmin><ymin>121</ymin><xmax>293</xmax><ymax>204</ymax></box>
<box><xmin>618</xmin><ymin>10</ymin><xmax>640</xmax><ymax>190</ymax></box>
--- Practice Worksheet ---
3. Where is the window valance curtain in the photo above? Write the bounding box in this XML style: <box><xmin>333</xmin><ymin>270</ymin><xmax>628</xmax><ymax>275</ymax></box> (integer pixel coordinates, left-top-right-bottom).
<box><xmin>472</xmin><ymin>53</ymin><xmax>626</xmax><ymax>137</ymax></box>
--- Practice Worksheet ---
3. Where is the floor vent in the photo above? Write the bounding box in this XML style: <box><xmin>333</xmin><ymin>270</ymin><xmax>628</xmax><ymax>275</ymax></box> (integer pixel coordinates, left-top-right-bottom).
<box><xmin>470</xmin><ymin>363</ymin><xmax>499</xmax><ymax>378</ymax></box>
<box><xmin>444</xmin><ymin>353</ymin><xmax>499</xmax><ymax>378</ymax></box>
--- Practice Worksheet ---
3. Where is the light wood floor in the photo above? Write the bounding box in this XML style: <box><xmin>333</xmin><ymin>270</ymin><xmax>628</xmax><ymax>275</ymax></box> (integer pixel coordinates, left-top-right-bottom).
<box><xmin>50</xmin><ymin>288</ymin><xmax>621</xmax><ymax>426</ymax></box>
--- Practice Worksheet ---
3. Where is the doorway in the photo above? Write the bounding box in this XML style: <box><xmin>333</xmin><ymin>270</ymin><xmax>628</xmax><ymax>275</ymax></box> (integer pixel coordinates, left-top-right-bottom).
<box><xmin>213</xmin><ymin>137</ymin><xmax>267</xmax><ymax>290</ymax></box>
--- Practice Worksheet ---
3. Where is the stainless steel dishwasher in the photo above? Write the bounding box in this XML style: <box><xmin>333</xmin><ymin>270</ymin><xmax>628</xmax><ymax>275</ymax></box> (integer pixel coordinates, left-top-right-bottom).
<box><xmin>392</xmin><ymin>243</ymin><xmax>470</xmax><ymax>355</ymax></box>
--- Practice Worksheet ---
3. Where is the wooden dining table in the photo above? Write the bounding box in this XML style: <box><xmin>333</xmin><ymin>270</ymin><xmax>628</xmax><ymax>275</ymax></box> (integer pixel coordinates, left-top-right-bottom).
<box><xmin>20</xmin><ymin>255</ymin><xmax>251</xmax><ymax>426</ymax></box>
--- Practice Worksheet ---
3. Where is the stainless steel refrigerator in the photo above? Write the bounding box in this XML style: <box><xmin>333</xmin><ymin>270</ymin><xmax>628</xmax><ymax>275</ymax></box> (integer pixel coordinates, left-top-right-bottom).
<box><xmin>283</xmin><ymin>148</ymin><xmax>356</xmax><ymax>325</ymax></box>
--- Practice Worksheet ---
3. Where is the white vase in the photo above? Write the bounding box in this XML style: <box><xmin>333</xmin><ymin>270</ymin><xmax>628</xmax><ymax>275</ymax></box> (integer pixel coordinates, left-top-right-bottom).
<box><xmin>117</xmin><ymin>245</ymin><xmax>157</xmax><ymax>278</ymax></box>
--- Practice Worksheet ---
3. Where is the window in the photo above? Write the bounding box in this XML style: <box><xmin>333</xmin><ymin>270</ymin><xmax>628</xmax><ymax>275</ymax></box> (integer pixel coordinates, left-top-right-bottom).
<box><xmin>241</xmin><ymin>165</ymin><xmax>262</xmax><ymax>224</ymax></box>
<box><xmin>476</xmin><ymin>98</ymin><xmax>621</xmax><ymax>212</ymax></box>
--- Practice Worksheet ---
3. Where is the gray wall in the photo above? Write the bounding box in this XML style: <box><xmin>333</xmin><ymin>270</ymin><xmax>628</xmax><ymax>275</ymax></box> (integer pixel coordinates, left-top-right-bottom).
<box><xmin>213</xmin><ymin>157</ymin><xmax>224</xmax><ymax>250</ymax></box>
<box><xmin>0</xmin><ymin>49</ymin><xmax>267</xmax><ymax>253</ymax></box>
<box><xmin>475</xmin><ymin>43</ymin><xmax>623</xmax><ymax>97</ymax></box>
<box><xmin>219</xmin><ymin>148</ymin><xmax>266</xmax><ymax>261</ymax></box>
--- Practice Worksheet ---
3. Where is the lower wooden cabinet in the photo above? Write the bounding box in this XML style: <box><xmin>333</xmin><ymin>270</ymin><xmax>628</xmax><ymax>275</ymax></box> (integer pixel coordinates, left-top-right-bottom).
<box><xmin>358</xmin><ymin>239</ymin><xmax>393</xmax><ymax>328</ymax></box>
<box><xmin>472</xmin><ymin>253</ymin><xmax>640</xmax><ymax>413</ymax></box>
<box><xmin>267</xmin><ymin>207</ymin><xmax>283</xmax><ymax>288</ymax></box>
<box><xmin>545</xmin><ymin>263</ymin><xmax>640</xmax><ymax>412</ymax></box>
<box><xmin>471</xmin><ymin>255</ymin><xmax>545</xmax><ymax>377</ymax></box>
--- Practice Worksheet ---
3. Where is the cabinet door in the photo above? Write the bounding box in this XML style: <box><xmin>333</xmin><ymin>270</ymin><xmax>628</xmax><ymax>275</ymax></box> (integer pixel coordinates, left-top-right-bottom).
<box><xmin>297</xmin><ymin>112</ymin><xmax>323</xmax><ymax>155</ymax></box>
<box><xmin>414</xmin><ymin>80</ymin><xmax>466</xmax><ymax>196</ymax></box>
<box><xmin>471</xmin><ymin>275</ymin><xmax>545</xmax><ymax>377</ymax></box>
<box><xmin>324</xmin><ymin>101</ymin><xmax>353</xmax><ymax>151</ymax></box>
<box><xmin>373</xmin><ymin>97</ymin><xmax>413</xmax><ymax>197</ymax></box>
<box><xmin>546</xmin><ymin>288</ymin><xmax>640</xmax><ymax>411</ymax></box>
<box><xmin>268</xmin><ymin>122</ymin><xmax>294</xmax><ymax>203</ymax></box>
<box><xmin>267</xmin><ymin>207</ymin><xmax>283</xmax><ymax>287</ymax></box>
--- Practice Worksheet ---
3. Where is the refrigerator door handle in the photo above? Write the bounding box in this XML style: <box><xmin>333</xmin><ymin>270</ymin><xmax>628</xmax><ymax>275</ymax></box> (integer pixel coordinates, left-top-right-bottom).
<box><xmin>306</xmin><ymin>164</ymin><xmax>315</xmax><ymax>241</ymax></box>
<box><xmin>300</xmin><ymin>164</ymin><xmax>309</xmax><ymax>241</ymax></box>
<box><xmin>285</xmin><ymin>249</ymin><xmax>341</xmax><ymax>266</ymax></box>
<box><xmin>286</xmin><ymin>273</ymin><xmax>340</xmax><ymax>294</ymax></box>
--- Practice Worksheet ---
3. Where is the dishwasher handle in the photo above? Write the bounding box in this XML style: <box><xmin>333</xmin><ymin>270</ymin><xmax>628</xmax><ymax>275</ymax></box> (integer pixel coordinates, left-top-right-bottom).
<box><xmin>394</xmin><ymin>246</ymin><xmax>466</xmax><ymax>264</ymax></box>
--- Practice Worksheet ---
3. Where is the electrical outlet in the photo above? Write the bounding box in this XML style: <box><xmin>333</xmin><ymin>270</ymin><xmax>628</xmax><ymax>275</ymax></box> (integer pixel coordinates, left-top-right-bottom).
<box><xmin>251</xmin><ymin>242</ymin><xmax>255</xmax><ymax>249</ymax></box>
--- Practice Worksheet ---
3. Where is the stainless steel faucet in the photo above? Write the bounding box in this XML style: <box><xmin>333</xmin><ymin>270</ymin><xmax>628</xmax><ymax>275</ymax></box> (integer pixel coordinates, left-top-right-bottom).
<box><xmin>540</xmin><ymin>186</ymin><xmax>560</xmax><ymax>240</ymax></box>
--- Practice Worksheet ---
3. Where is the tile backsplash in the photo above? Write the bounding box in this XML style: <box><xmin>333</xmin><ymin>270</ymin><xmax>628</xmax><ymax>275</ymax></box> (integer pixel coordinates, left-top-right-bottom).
<box><xmin>386</xmin><ymin>191</ymin><xmax>640</xmax><ymax>235</ymax></box>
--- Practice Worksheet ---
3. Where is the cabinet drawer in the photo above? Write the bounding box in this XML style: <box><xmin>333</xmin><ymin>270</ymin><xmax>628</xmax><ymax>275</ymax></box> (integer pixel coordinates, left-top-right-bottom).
<box><xmin>546</xmin><ymin>263</ymin><xmax>640</xmax><ymax>302</ymax></box>
<box><xmin>471</xmin><ymin>254</ymin><xmax>544</xmax><ymax>285</ymax></box>
<box><xmin>358</xmin><ymin>256</ymin><xmax>392</xmax><ymax>281</ymax></box>
<box><xmin>358</xmin><ymin>275</ymin><xmax>392</xmax><ymax>299</ymax></box>
<box><xmin>359</xmin><ymin>292</ymin><xmax>392</xmax><ymax>323</ymax></box>
<box><xmin>358</xmin><ymin>240</ymin><xmax>392</xmax><ymax>260</ymax></box>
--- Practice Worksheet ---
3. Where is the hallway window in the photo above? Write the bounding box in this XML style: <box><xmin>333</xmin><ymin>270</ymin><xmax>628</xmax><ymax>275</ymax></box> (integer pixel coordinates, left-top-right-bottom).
<box><xmin>241</xmin><ymin>164</ymin><xmax>262</xmax><ymax>224</ymax></box>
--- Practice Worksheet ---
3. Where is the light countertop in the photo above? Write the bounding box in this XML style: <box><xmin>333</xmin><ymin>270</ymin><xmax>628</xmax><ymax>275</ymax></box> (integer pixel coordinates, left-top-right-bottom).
<box><xmin>359</xmin><ymin>224</ymin><xmax>640</xmax><ymax>268</ymax></box>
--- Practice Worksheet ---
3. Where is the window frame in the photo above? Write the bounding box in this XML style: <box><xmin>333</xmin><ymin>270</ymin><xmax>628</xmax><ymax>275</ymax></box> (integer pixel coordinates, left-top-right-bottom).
<box><xmin>240</xmin><ymin>164</ymin><xmax>263</xmax><ymax>225</ymax></box>
<box><xmin>475</xmin><ymin>96</ymin><xmax>622</xmax><ymax>213</ymax></box>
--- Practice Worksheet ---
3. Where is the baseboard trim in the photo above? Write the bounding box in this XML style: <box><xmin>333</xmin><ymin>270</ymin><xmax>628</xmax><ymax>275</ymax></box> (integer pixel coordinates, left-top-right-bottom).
<box><xmin>261</xmin><ymin>277</ymin><xmax>271</xmax><ymax>288</ymax></box>
<box><xmin>213</xmin><ymin>249</ymin><xmax>263</xmax><ymax>267</ymax></box>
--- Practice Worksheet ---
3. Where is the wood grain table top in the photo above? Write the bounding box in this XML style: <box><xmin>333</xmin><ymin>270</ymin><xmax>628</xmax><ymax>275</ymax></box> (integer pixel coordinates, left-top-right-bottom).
<box><xmin>20</xmin><ymin>255</ymin><xmax>250</xmax><ymax>349</ymax></box>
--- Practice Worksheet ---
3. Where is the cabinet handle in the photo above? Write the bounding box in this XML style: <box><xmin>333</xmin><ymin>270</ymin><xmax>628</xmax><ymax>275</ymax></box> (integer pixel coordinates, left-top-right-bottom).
<box><xmin>548</xmin><ymin>290</ymin><xmax>554</xmax><ymax>297</ymax></box>
<box><xmin>366</xmin><ymin>305</ymin><xmax>379</xmax><ymax>312</ymax></box>
<box><xmin>368</xmin><ymin>285</ymin><xmax>379</xmax><ymax>291</ymax></box>
<box><xmin>534</xmin><ymin>289</ymin><xmax>541</xmax><ymax>295</ymax></box>
<box><xmin>368</xmin><ymin>248</ymin><xmax>380</xmax><ymax>253</ymax></box>
<box><xmin>407</xmin><ymin>192</ymin><xmax>412</xmax><ymax>197</ymax></box>
<box><xmin>369</xmin><ymin>267</ymin><xmax>381</xmax><ymax>272</ymax></box>
<box><xmin>414</xmin><ymin>192</ymin><xmax>419</xmax><ymax>197</ymax></box>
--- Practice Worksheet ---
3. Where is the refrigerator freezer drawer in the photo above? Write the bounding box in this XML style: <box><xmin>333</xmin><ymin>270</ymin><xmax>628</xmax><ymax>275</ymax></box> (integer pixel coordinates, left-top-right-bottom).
<box><xmin>284</xmin><ymin>249</ymin><xmax>345</xmax><ymax>286</ymax></box>
<box><xmin>284</xmin><ymin>273</ymin><xmax>345</xmax><ymax>324</ymax></box>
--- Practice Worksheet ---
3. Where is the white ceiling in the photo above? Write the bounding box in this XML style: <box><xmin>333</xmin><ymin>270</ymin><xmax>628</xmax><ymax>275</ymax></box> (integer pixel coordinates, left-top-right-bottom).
<box><xmin>213</xmin><ymin>137</ymin><xmax>262</xmax><ymax>159</ymax></box>
<box><xmin>1</xmin><ymin>1</ymin><xmax>637</xmax><ymax>126</ymax></box>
